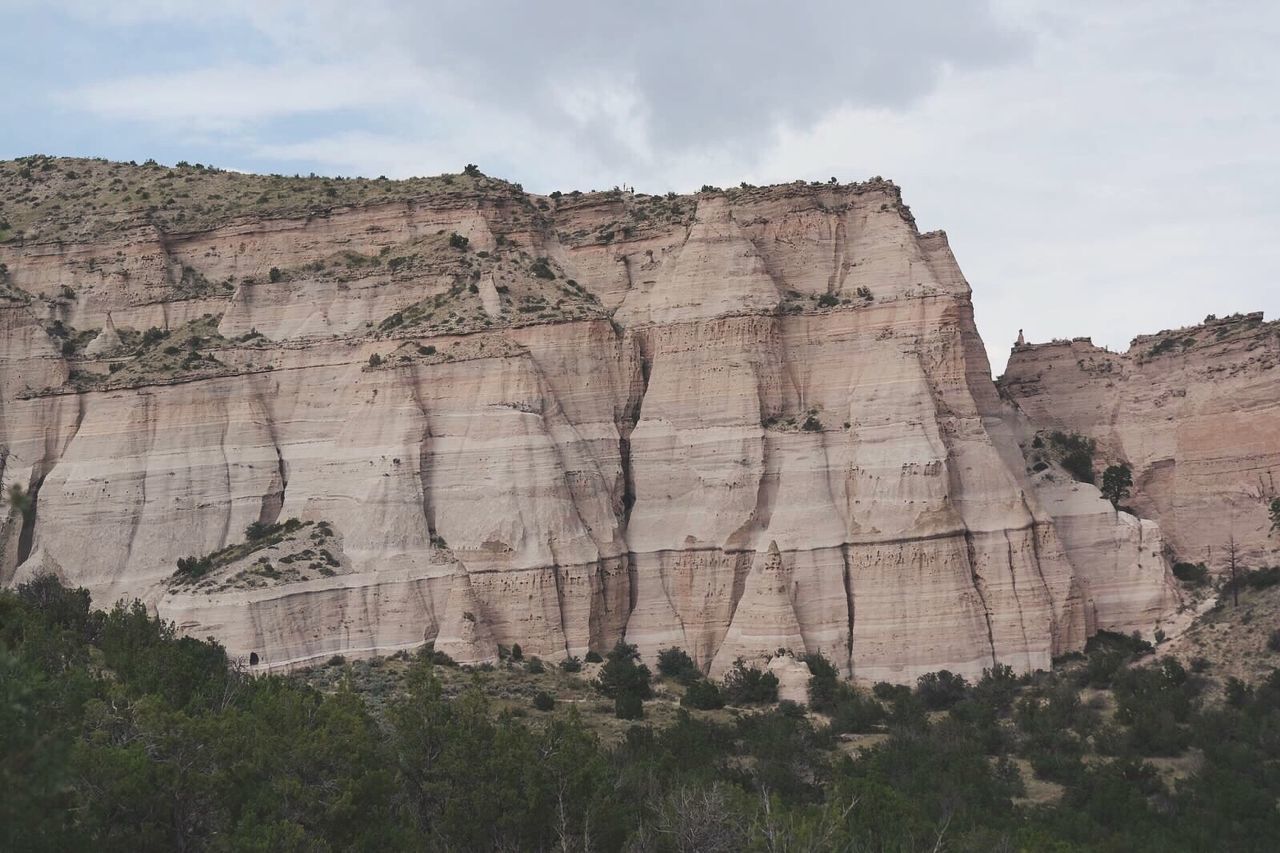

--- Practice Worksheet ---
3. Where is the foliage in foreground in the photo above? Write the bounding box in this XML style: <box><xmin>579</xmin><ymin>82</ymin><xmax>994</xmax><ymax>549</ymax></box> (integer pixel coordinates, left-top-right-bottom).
<box><xmin>3</xmin><ymin>576</ymin><xmax>1280</xmax><ymax>851</ymax></box>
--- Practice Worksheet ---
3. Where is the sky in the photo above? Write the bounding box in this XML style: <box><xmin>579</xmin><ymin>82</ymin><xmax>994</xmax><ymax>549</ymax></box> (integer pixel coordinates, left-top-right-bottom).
<box><xmin>3</xmin><ymin>0</ymin><xmax>1278</xmax><ymax>373</ymax></box>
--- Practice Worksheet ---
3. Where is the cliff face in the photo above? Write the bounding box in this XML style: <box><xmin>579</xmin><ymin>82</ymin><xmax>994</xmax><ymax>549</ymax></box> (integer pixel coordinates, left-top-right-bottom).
<box><xmin>1002</xmin><ymin>315</ymin><xmax>1280</xmax><ymax>570</ymax></box>
<box><xmin>0</xmin><ymin>157</ymin><xmax>1178</xmax><ymax>681</ymax></box>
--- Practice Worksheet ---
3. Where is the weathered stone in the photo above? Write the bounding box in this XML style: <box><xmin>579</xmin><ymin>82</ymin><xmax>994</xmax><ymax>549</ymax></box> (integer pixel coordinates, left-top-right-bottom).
<box><xmin>0</xmin><ymin>164</ymin><xmax>1182</xmax><ymax>680</ymax></box>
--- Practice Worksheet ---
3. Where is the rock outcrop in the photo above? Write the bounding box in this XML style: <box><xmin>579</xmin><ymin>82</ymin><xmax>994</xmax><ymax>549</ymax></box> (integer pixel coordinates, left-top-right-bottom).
<box><xmin>1002</xmin><ymin>314</ymin><xmax>1280</xmax><ymax>570</ymax></box>
<box><xmin>0</xmin><ymin>156</ymin><xmax>1180</xmax><ymax>681</ymax></box>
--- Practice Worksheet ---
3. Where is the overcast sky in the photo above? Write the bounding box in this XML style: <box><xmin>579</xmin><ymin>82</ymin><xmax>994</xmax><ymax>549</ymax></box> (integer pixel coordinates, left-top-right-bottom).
<box><xmin>4</xmin><ymin>0</ymin><xmax>1277</xmax><ymax>372</ymax></box>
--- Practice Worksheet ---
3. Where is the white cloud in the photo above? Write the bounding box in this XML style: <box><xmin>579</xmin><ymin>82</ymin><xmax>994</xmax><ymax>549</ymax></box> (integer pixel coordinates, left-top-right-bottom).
<box><xmin>64</xmin><ymin>61</ymin><xmax>431</xmax><ymax>129</ymax></box>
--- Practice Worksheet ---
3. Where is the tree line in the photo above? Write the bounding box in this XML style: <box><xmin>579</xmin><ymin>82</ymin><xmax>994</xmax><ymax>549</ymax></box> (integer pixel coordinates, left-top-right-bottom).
<box><xmin>3</xmin><ymin>575</ymin><xmax>1279</xmax><ymax>851</ymax></box>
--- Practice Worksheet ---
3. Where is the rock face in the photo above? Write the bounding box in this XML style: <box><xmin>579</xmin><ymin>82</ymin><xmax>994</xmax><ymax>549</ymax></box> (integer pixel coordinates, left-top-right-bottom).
<box><xmin>0</xmin><ymin>157</ymin><xmax>1179</xmax><ymax>681</ymax></box>
<box><xmin>1002</xmin><ymin>315</ymin><xmax>1280</xmax><ymax>570</ymax></box>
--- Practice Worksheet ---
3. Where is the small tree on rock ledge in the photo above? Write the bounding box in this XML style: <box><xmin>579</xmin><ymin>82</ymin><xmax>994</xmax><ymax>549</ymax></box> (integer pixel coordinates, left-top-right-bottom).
<box><xmin>1101</xmin><ymin>464</ymin><xmax>1132</xmax><ymax>508</ymax></box>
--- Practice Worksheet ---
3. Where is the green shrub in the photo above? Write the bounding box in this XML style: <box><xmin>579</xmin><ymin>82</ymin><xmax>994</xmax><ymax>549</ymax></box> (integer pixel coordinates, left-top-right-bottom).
<box><xmin>584</xmin><ymin>650</ymin><xmax>603</xmax><ymax>664</ymax></box>
<box><xmin>680</xmin><ymin>679</ymin><xmax>725</xmax><ymax>710</ymax></box>
<box><xmin>1049</xmin><ymin>431</ymin><xmax>1097</xmax><ymax>483</ymax></box>
<box><xmin>595</xmin><ymin>641</ymin><xmax>652</xmax><ymax>701</ymax></box>
<box><xmin>244</xmin><ymin>521</ymin><xmax>272</xmax><ymax>542</ymax></box>
<box><xmin>268</xmin><ymin>266</ymin><xmax>282</xmax><ymax>282</ymax></box>
<box><xmin>721</xmin><ymin>659</ymin><xmax>778</xmax><ymax>705</ymax></box>
<box><xmin>830</xmin><ymin>687</ymin><xmax>885</xmax><ymax>733</ymax></box>
<box><xmin>431</xmin><ymin>649</ymin><xmax>458</xmax><ymax>667</ymax></box>
<box><xmin>510</xmin><ymin>643</ymin><xmax>523</xmax><ymax>662</ymax></box>
<box><xmin>873</xmin><ymin>681</ymin><xmax>910</xmax><ymax>702</ymax></box>
<box><xmin>776</xmin><ymin>700</ymin><xmax>806</xmax><ymax>719</ymax></box>
<box><xmin>448</xmin><ymin>232</ymin><xmax>469</xmax><ymax>250</ymax></box>
<box><xmin>1225</xmin><ymin>677</ymin><xmax>1251</xmax><ymax>707</ymax></box>
<box><xmin>803</xmin><ymin>651</ymin><xmax>840</xmax><ymax>712</ymax></box>
<box><xmin>916</xmin><ymin>670</ymin><xmax>969</xmax><ymax>711</ymax></box>
<box><xmin>559</xmin><ymin>656</ymin><xmax>582</xmax><ymax>673</ymax></box>
<box><xmin>1100</xmin><ymin>464</ymin><xmax>1132</xmax><ymax>507</ymax></box>
<box><xmin>525</xmin><ymin>656</ymin><xmax>544</xmax><ymax>674</ymax></box>
<box><xmin>1237</xmin><ymin>566</ymin><xmax>1280</xmax><ymax>590</ymax></box>
<box><xmin>972</xmin><ymin>663</ymin><xmax>1020</xmax><ymax>713</ymax></box>
<box><xmin>656</xmin><ymin>647</ymin><xmax>700</xmax><ymax>684</ymax></box>
<box><xmin>529</xmin><ymin>258</ymin><xmax>555</xmax><ymax>280</ymax></box>
<box><xmin>615</xmin><ymin>691</ymin><xmax>644</xmax><ymax>719</ymax></box>
<box><xmin>175</xmin><ymin>555</ymin><xmax>214</xmax><ymax>579</ymax></box>
<box><xmin>1028</xmin><ymin>740</ymin><xmax>1085</xmax><ymax>784</ymax></box>
<box><xmin>532</xmin><ymin>691</ymin><xmax>555</xmax><ymax>711</ymax></box>
<box><xmin>1172</xmin><ymin>561</ymin><xmax>1209</xmax><ymax>586</ymax></box>
<box><xmin>1061</xmin><ymin>450</ymin><xmax>1095</xmax><ymax>483</ymax></box>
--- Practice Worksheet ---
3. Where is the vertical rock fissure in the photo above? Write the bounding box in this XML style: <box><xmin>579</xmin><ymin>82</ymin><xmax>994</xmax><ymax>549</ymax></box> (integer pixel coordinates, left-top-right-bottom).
<box><xmin>15</xmin><ymin>470</ymin><xmax>44</xmax><ymax>566</ymax></box>
<box><xmin>215</xmin><ymin>405</ymin><xmax>233</xmax><ymax>547</ymax></box>
<box><xmin>617</xmin><ymin>328</ymin><xmax>649</xmax><ymax>533</ymax></box>
<box><xmin>119</xmin><ymin>394</ymin><xmax>156</xmax><ymax>569</ymax></box>
<box><xmin>551</xmin><ymin>560</ymin><xmax>570</xmax><ymax>657</ymax></box>
<box><xmin>827</xmin><ymin>213</ymin><xmax>847</xmax><ymax>296</ymax></box>
<box><xmin>1018</xmin><ymin>495</ymin><xmax>1060</xmax><ymax>623</ymax></box>
<box><xmin>1003</xmin><ymin>531</ymin><xmax>1033</xmax><ymax>662</ymax></box>
<box><xmin>272</xmin><ymin>447</ymin><xmax>287</xmax><ymax>516</ymax></box>
<box><xmin>14</xmin><ymin>391</ymin><xmax>90</xmax><ymax>569</ymax></box>
<box><xmin>963</xmin><ymin>528</ymin><xmax>998</xmax><ymax>666</ymax></box>
<box><xmin>840</xmin><ymin>543</ymin><xmax>855</xmax><ymax>666</ymax></box>
<box><xmin>252</xmin><ymin>385</ymin><xmax>288</xmax><ymax>527</ymax></box>
<box><xmin>419</xmin><ymin>425</ymin><xmax>436</xmax><ymax>541</ymax></box>
<box><xmin>407</xmin><ymin>371</ymin><xmax>437</xmax><ymax>541</ymax></box>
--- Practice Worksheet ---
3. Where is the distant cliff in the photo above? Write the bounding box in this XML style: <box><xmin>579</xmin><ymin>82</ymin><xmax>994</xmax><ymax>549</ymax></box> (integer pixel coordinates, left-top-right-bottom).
<box><xmin>0</xmin><ymin>155</ymin><xmax>1178</xmax><ymax>679</ymax></box>
<box><xmin>1001</xmin><ymin>313</ymin><xmax>1280</xmax><ymax>569</ymax></box>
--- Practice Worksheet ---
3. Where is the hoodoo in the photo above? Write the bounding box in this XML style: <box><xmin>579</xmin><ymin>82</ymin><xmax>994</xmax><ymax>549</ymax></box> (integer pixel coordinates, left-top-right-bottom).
<box><xmin>0</xmin><ymin>157</ymin><xmax>1180</xmax><ymax>680</ymax></box>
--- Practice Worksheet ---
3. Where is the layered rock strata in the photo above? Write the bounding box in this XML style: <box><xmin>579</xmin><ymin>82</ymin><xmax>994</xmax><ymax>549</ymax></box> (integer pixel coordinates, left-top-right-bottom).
<box><xmin>1002</xmin><ymin>314</ymin><xmax>1280</xmax><ymax>569</ymax></box>
<box><xmin>0</xmin><ymin>157</ymin><xmax>1179</xmax><ymax>681</ymax></box>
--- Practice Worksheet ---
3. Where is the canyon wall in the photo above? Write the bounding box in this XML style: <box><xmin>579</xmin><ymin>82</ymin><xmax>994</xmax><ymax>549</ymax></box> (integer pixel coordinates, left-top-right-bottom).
<box><xmin>1002</xmin><ymin>315</ymin><xmax>1280</xmax><ymax>570</ymax></box>
<box><xmin>0</xmin><ymin>158</ymin><xmax>1179</xmax><ymax>681</ymax></box>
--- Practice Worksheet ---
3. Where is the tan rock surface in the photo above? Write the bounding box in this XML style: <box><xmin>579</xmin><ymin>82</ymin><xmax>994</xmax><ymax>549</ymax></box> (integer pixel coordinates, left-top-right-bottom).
<box><xmin>1002</xmin><ymin>314</ymin><xmax>1280</xmax><ymax>569</ymax></box>
<box><xmin>0</xmin><ymin>159</ymin><xmax>1181</xmax><ymax>680</ymax></box>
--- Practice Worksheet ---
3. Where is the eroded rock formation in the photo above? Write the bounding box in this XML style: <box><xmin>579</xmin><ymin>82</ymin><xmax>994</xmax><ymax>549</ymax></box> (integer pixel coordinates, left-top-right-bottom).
<box><xmin>1002</xmin><ymin>315</ymin><xmax>1280</xmax><ymax>570</ymax></box>
<box><xmin>0</xmin><ymin>157</ymin><xmax>1179</xmax><ymax>680</ymax></box>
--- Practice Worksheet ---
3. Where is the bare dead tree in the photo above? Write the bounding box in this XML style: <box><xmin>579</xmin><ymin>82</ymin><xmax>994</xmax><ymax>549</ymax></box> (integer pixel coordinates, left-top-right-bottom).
<box><xmin>652</xmin><ymin>783</ymin><xmax>745</xmax><ymax>853</ymax></box>
<box><xmin>1224</xmin><ymin>535</ymin><xmax>1242</xmax><ymax>607</ymax></box>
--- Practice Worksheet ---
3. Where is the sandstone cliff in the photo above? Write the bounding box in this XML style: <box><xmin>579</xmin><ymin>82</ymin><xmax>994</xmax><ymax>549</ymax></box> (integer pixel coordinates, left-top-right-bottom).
<box><xmin>0</xmin><ymin>156</ymin><xmax>1179</xmax><ymax>681</ymax></box>
<box><xmin>1002</xmin><ymin>315</ymin><xmax>1280</xmax><ymax>570</ymax></box>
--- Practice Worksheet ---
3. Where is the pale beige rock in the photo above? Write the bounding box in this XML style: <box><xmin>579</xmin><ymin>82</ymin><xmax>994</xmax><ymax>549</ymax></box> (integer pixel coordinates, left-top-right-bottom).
<box><xmin>767</xmin><ymin>654</ymin><xmax>813</xmax><ymax>705</ymax></box>
<box><xmin>0</xmin><ymin>172</ymin><xmax>1184</xmax><ymax>682</ymax></box>
<box><xmin>1002</xmin><ymin>314</ymin><xmax>1280</xmax><ymax>570</ymax></box>
<box><xmin>434</xmin><ymin>567</ymin><xmax>500</xmax><ymax>665</ymax></box>
<box><xmin>83</xmin><ymin>313</ymin><xmax>122</xmax><ymax>357</ymax></box>
<box><xmin>711</xmin><ymin>542</ymin><xmax>806</xmax><ymax>677</ymax></box>
<box><xmin>1031</xmin><ymin>475</ymin><xmax>1180</xmax><ymax>638</ymax></box>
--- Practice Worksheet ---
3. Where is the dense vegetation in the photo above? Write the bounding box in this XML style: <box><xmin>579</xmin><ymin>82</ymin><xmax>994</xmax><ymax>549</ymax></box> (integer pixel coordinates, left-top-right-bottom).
<box><xmin>3</xmin><ymin>576</ymin><xmax>1279</xmax><ymax>852</ymax></box>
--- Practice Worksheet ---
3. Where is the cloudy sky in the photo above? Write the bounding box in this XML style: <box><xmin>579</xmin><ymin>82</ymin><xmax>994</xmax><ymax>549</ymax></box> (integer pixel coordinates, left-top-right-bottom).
<box><xmin>4</xmin><ymin>0</ymin><xmax>1277</xmax><ymax>372</ymax></box>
